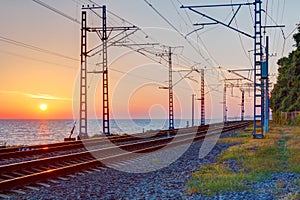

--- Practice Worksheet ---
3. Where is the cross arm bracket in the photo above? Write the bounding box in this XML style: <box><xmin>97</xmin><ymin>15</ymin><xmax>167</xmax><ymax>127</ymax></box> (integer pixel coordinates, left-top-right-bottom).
<box><xmin>181</xmin><ymin>4</ymin><xmax>254</xmax><ymax>39</ymax></box>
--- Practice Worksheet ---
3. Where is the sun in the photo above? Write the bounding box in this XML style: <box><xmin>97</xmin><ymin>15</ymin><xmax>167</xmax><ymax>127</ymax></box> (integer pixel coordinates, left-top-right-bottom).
<box><xmin>39</xmin><ymin>104</ymin><xmax>47</xmax><ymax>111</ymax></box>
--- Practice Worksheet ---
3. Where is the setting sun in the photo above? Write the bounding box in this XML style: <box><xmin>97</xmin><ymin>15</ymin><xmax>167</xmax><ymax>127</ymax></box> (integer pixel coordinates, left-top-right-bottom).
<box><xmin>39</xmin><ymin>104</ymin><xmax>47</xmax><ymax>111</ymax></box>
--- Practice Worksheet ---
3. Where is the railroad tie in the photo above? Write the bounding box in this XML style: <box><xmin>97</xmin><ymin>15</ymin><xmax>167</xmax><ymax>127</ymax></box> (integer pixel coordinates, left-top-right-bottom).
<box><xmin>24</xmin><ymin>186</ymin><xmax>40</xmax><ymax>191</ymax></box>
<box><xmin>11</xmin><ymin>171</ymin><xmax>26</xmax><ymax>176</ymax></box>
<box><xmin>56</xmin><ymin>177</ymin><xmax>68</xmax><ymax>181</ymax></box>
<box><xmin>0</xmin><ymin>193</ymin><xmax>10</xmax><ymax>199</ymax></box>
<box><xmin>48</xmin><ymin>179</ymin><xmax>59</xmax><ymax>184</ymax></box>
<box><xmin>36</xmin><ymin>182</ymin><xmax>51</xmax><ymax>188</ymax></box>
<box><xmin>1</xmin><ymin>174</ymin><xmax>15</xmax><ymax>179</ymax></box>
<box><xmin>11</xmin><ymin>189</ymin><xmax>26</xmax><ymax>195</ymax></box>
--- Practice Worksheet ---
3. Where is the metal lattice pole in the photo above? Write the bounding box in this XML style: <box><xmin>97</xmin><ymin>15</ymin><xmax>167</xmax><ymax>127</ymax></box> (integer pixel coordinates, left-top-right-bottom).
<box><xmin>79</xmin><ymin>11</ymin><xmax>88</xmax><ymax>139</ymax></box>
<box><xmin>168</xmin><ymin>47</ymin><xmax>174</xmax><ymax>130</ymax></box>
<box><xmin>241</xmin><ymin>89</ymin><xmax>245</xmax><ymax>121</ymax></box>
<box><xmin>81</xmin><ymin>5</ymin><xmax>138</xmax><ymax>137</ymax></box>
<box><xmin>200</xmin><ymin>69</ymin><xmax>205</xmax><ymax>125</ymax></box>
<box><xmin>102</xmin><ymin>6</ymin><xmax>110</xmax><ymax>135</ymax></box>
<box><xmin>192</xmin><ymin>94</ymin><xmax>195</xmax><ymax>127</ymax></box>
<box><xmin>223</xmin><ymin>85</ymin><xmax>227</xmax><ymax>123</ymax></box>
<box><xmin>253</xmin><ymin>0</ymin><xmax>264</xmax><ymax>138</ymax></box>
<box><xmin>264</xmin><ymin>36</ymin><xmax>269</xmax><ymax>132</ymax></box>
<box><xmin>180</xmin><ymin>1</ymin><xmax>279</xmax><ymax>137</ymax></box>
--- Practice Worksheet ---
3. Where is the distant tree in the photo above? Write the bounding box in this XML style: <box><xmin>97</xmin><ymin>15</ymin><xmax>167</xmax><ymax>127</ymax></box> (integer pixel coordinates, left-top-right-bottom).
<box><xmin>270</xmin><ymin>26</ymin><xmax>300</xmax><ymax>123</ymax></box>
<box><xmin>293</xmin><ymin>26</ymin><xmax>300</xmax><ymax>48</ymax></box>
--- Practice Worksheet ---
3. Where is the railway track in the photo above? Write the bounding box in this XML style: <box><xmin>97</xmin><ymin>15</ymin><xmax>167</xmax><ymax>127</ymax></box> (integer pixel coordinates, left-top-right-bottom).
<box><xmin>0</xmin><ymin>120</ymin><xmax>252</xmax><ymax>195</ymax></box>
<box><xmin>0</xmin><ymin>121</ymin><xmax>241</xmax><ymax>163</ymax></box>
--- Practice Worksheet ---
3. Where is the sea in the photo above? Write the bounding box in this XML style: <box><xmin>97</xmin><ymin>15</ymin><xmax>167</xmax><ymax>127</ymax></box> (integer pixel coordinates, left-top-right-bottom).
<box><xmin>0</xmin><ymin>118</ymin><xmax>227</xmax><ymax>146</ymax></box>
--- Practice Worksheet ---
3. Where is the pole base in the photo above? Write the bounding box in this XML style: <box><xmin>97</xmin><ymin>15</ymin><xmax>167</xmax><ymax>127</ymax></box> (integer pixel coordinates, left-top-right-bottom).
<box><xmin>253</xmin><ymin>134</ymin><xmax>264</xmax><ymax>139</ymax></box>
<box><xmin>64</xmin><ymin>138</ymin><xmax>76</xmax><ymax>142</ymax></box>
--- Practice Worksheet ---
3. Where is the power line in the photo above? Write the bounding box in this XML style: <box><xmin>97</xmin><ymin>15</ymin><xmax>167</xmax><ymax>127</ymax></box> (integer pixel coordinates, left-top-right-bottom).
<box><xmin>84</xmin><ymin>0</ymin><xmax>162</xmax><ymax>56</ymax></box>
<box><xmin>271</xmin><ymin>0</ymin><xmax>281</xmax><ymax>53</ymax></box>
<box><xmin>71</xmin><ymin>1</ymin><xmax>197</xmax><ymax>93</ymax></box>
<box><xmin>170</xmin><ymin>0</ymin><xmax>191</xmax><ymax>34</ymax></box>
<box><xmin>32</xmin><ymin>0</ymin><xmax>80</xmax><ymax>24</ymax></box>
<box><xmin>176</xmin><ymin>0</ymin><xmax>220</xmax><ymax>66</ymax></box>
<box><xmin>280</xmin><ymin>0</ymin><xmax>286</xmax><ymax>24</ymax></box>
<box><xmin>0</xmin><ymin>50</ymin><xmax>77</xmax><ymax>69</ymax></box>
<box><xmin>276</xmin><ymin>0</ymin><xmax>286</xmax><ymax>54</ymax></box>
<box><xmin>246</xmin><ymin>0</ymin><xmax>254</xmax><ymax>23</ymax></box>
<box><xmin>281</xmin><ymin>24</ymin><xmax>300</xmax><ymax>57</ymax></box>
<box><xmin>85</xmin><ymin>0</ymin><xmax>156</xmax><ymax>42</ymax></box>
<box><xmin>143</xmin><ymin>0</ymin><xmax>215</xmax><ymax>68</ymax></box>
<box><xmin>0</xmin><ymin>47</ymin><xmax>195</xmax><ymax>93</ymax></box>
<box><xmin>144</xmin><ymin>0</ymin><xmax>182</xmax><ymax>36</ymax></box>
<box><xmin>263</xmin><ymin>5</ymin><xmax>286</xmax><ymax>55</ymax></box>
<box><xmin>0</xmin><ymin>35</ymin><xmax>79</xmax><ymax>62</ymax></box>
<box><xmin>230</xmin><ymin>0</ymin><xmax>254</xmax><ymax>71</ymax></box>
<box><xmin>84</xmin><ymin>0</ymin><xmax>213</xmax><ymax>74</ymax></box>
<box><xmin>264</xmin><ymin>0</ymin><xmax>269</xmax><ymax>28</ymax></box>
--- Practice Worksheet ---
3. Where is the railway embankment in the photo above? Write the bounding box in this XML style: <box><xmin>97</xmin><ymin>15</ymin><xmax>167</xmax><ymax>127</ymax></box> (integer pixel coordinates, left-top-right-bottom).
<box><xmin>187</xmin><ymin>124</ymin><xmax>300</xmax><ymax>199</ymax></box>
<box><xmin>7</xmin><ymin>123</ymin><xmax>299</xmax><ymax>199</ymax></box>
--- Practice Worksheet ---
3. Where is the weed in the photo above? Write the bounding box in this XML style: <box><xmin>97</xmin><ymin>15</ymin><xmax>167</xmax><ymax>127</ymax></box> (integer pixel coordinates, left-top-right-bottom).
<box><xmin>186</xmin><ymin>164</ymin><xmax>249</xmax><ymax>195</ymax></box>
<box><xmin>186</xmin><ymin>124</ymin><xmax>300</xmax><ymax>196</ymax></box>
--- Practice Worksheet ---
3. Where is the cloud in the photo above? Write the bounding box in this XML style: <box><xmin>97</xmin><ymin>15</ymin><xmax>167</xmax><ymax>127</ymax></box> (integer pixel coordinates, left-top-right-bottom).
<box><xmin>0</xmin><ymin>90</ymin><xmax>71</xmax><ymax>101</ymax></box>
<box><xmin>26</xmin><ymin>93</ymin><xmax>71</xmax><ymax>101</ymax></box>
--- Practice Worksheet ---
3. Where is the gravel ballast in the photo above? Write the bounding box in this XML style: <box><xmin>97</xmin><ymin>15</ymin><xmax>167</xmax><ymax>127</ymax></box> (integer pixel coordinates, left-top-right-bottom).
<box><xmin>8</xmin><ymin>130</ymin><xmax>300</xmax><ymax>199</ymax></box>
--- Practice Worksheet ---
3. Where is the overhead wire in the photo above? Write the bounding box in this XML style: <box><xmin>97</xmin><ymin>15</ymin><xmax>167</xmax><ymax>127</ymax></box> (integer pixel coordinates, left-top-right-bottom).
<box><xmin>264</xmin><ymin>0</ymin><xmax>269</xmax><ymax>28</ymax></box>
<box><xmin>174</xmin><ymin>0</ymin><xmax>255</xmax><ymax>97</ymax></box>
<box><xmin>271</xmin><ymin>0</ymin><xmax>281</xmax><ymax>54</ymax></box>
<box><xmin>281</xmin><ymin>25</ymin><xmax>299</xmax><ymax>58</ymax></box>
<box><xmin>75</xmin><ymin>0</ymin><xmax>197</xmax><ymax>92</ymax></box>
<box><xmin>83</xmin><ymin>1</ymin><xmax>200</xmax><ymax>90</ymax></box>
<box><xmin>263</xmin><ymin>4</ymin><xmax>286</xmax><ymax>57</ymax></box>
<box><xmin>174</xmin><ymin>0</ymin><xmax>220</xmax><ymax>66</ymax></box>
<box><xmin>83</xmin><ymin>0</ymin><xmax>218</xmax><ymax>91</ymax></box>
<box><xmin>32</xmin><ymin>0</ymin><xmax>80</xmax><ymax>24</ymax></box>
<box><xmin>276</xmin><ymin>0</ymin><xmax>286</xmax><ymax>55</ymax></box>
<box><xmin>0</xmin><ymin>50</ymin><xmax>77</xmax><ymax>70</ymax></box>
<box><xmin>0</xmin><ymin>35</ymin><xmax>78</xmax><ymax>62</ymax></box>
<box><xmin>82</xmin><ymin>0</ymin><xmax>246</xmax><ymax>97</ymax></box>
<box><xmin>143</xmin><ymin>0</ymin><xmax>182</xmax><ymax>38</ymax></box>
<box><xmin>230</xmin><ymin>0</ymin><xmax>254</xmax><ymax>72</ymax></box>
<box><xmin>27</xmin><ymin>0</ymin><xmax>241</xmax><ymax>101</ymax></box>
<box><xmin>143</xmin><ymin>0</ymin><xmax>215</xmax><ymax>69</ymax></box>
<box><xmin>246</xmin><ymin>0</ymin><xmax>254</xmax><ymax>24</ymax></box>
<box><xmin>169</xmin><ymin>0</ymin><xmax>191</xmax><ymax>34</ymax></box>
<box><xmin>150</xmin><ymin>0</ymin><xmax>225</xmax><ymax>94</ymax></box>
<box><xmin>279</xmin><ymin>0</ymin><xmax>286</xmax><ymax>24</ymax></box>
<box><xmin>181</xmin><ymin>6</ymin><xmax>234</xmax><ymax>92</ymax></box>
<box><xmin>268</xmin><ymin>0</ymin><xmax>275</xmax><ymax>53</ymax></box>
<box><xmin>0</xmin><ymin>0</ymin><xmax>198</xmax><ymax>95</ymax></box>
<box><xmin>175</xmin><ymin>0</ymin><xmax>252</xmax><ymax>93</ymax></box>
<box><xmin>85</xmin><ymin>0</ymin><xmax>160</xmax><ymax>45</ymax></box>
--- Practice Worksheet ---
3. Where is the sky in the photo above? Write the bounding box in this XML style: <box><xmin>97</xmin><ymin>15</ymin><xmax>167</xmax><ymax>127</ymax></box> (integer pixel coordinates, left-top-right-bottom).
<box><xmin>0</xmin><ymin>0</ymin><xmax>299</xmax><ymax>120</ymax></box>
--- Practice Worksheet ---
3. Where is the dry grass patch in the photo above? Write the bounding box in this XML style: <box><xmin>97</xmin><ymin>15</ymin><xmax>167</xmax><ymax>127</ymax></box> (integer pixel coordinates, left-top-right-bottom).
<box><xmin>288</xmin><ymin>151</ymin><xmax>300</xmax><ymax>173</ymax></box>
<box><xmin>218</xmin><ymin>137</ymin><xmax>249</xmax><ymax>144</ymax></box>
<box><xmin>186</xmin><ymin>164</ymin><xmax>251</xmax><ymax>195</ymax></box>
<box><xmin>186</xmin><ymin>124</ymin><xmax>300</xmax><ymax>196</ymax></box>
<box><xmin>286</xmin><ymin>140</ymin><xmax>300</xmax><ymax>150</ymax></box>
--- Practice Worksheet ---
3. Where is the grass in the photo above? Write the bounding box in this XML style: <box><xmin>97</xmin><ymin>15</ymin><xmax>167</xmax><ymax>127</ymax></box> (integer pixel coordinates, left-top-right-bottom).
<box><xmin>186</xmin><ymin>165</ymin><xmax>251</xmax><ymax>195</ymax></box>
<box><xmin>186</xmin><ymin>123</ymin><xmax>300</xmax><ymax>195</ymax></box>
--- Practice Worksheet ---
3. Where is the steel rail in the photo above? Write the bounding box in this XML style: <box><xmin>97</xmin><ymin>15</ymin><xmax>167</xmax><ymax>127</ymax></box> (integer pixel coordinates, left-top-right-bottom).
<box><xmin>0</xmin><ymin>121</ymin><xmax>241</xmax><ymax>160</ymax></box>
<box><xmin>0</xmin><ymin>121</ymin><xmax>251</xmax><ymax>173</ymax></box>
<box><xmin>0</xmin><ymin>121</ymin><xmax>252</xmax><ymax>191</ymax></box>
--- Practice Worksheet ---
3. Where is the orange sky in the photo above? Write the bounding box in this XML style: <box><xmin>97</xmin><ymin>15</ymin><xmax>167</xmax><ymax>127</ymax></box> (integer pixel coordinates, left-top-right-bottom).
<box><xmin>0</xmin><ymin>54</ymin><xmax>76</xmax><ymax>119</ymax></box>
<box><xmin>1</xmin><ymin>1</ymin><xmax>298</xmax><ymax>120</ymax></box>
